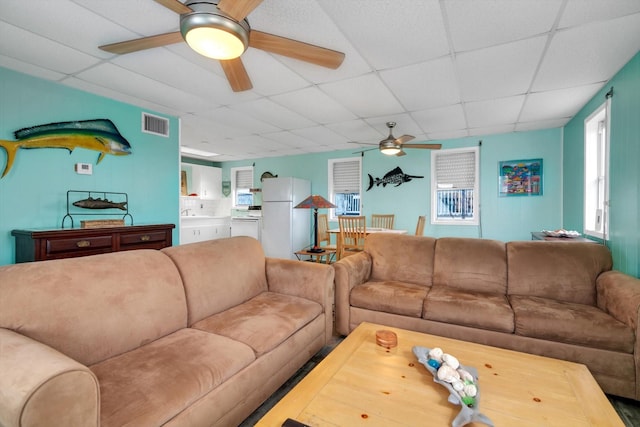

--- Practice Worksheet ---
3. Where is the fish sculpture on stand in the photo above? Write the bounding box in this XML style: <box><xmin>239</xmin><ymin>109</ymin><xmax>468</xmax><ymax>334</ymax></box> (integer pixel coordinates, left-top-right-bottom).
<box><xmin>0</xmin><ymin>119</ymin><xmax>132</xmax><ymax>178</ymax></box>
<box><xmin>367</xmin><ymin>166</ymin><xmax>424</xmax><ymax>191</ymax></box>
<box><xmin>73</xmin><ymin>197</ymin><xmax>127</xmax><ymax>211</ymax></box>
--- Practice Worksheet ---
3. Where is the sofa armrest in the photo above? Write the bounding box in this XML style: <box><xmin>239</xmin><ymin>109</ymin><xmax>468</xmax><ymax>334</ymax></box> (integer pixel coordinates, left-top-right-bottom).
<box><xmin>266</xmin><ymin>258</ymin><xmax>335</xmax><ymax>342</ymax></box>
<box><xmin>597</xmin><ymin>270</ymin><xmax>640</xmax><ymax>329</ymax></box>
<box><xmin>333</xmin><ymin>252</ymin><xmax>372</xmax><ymax>336</ymax></box>
<box><xmin>0</xmin><ymin>328</ymin><xmax>100</xmax><ymax>427</ymax></box>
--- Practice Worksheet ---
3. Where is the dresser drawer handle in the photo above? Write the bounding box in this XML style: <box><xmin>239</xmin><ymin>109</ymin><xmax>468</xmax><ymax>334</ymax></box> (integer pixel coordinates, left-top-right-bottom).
<box><xmin>76</xmin><ymin>240</ymin><xmax>91</xmax><ymax>248</ymax></box>
<box><xmin>140</xmin><ymin>235</ymin><xmax>151</xmax><ymax>241</ymax></box>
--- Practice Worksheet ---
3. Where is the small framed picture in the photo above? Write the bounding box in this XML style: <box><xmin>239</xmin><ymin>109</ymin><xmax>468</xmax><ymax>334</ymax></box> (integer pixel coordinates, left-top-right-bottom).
<box><xmin>499</xmin><ymin>159</ymin><xmax>542</xmax><ymax>197</ymax></box>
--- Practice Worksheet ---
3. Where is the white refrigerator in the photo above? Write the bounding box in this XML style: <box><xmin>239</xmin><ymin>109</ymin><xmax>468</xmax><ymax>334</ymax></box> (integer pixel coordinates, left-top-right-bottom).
<box><xmin>261</xmin><ymin>177</ymin><xmax>311</xmax><ymax>259</ymax></box>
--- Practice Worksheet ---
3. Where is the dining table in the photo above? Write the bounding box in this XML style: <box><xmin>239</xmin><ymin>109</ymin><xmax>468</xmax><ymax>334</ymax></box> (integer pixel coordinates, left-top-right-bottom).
<box><xmin>328</xmin><ymin>227</ymin><xmax>407</xmax><ymax>259</ymax></box>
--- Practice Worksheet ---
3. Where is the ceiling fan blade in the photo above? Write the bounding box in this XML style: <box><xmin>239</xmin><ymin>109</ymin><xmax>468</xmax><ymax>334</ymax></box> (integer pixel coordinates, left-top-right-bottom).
<box><xmin>217</xmin><ymin>0</ymin><xmax>263</xmax><ymax>21</ymax></box>
<box><xmin>99</xmin><ymin>31</ymin><xmax>183</xmax><ymax>54</ymax></box>
<box><xmin>220</xmin><ymin>58</ymin><xmax>253</xmax><ymax>92</ymax></box>
<box><xmin>249</xmin><ymin>30</ymin><xmax>345</xmax><ymax>69</ymax></box>
<box><xmin>402</xmin><ymin>143</ymin><xmax>443</xmax><ymax>150</ymax></box>
<box><xmin>396</xmin><ymin>150</ymin><xmax>407</xmax><ymax>157</ymax></box>
<box><xmin>395</xmin><ymin>134</ymin><xmax>415</xmax><ymax>144</ymax></box>
<box><xmin>154</xmin><ymin>0</ymin><xmax>192</xmax><ymax>14</ymax></box>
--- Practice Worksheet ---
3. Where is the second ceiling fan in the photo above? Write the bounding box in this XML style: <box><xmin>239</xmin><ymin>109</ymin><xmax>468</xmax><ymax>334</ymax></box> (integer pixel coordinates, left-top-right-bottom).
<box><xmin>99</xmin><ymin>0</ymin><xmax>345</xmax><ymax>92</ymax></box>
<box><xmin>350</xmin><ymin>122</ymin><xmax>442</xmax><ymax>156</ymax></box>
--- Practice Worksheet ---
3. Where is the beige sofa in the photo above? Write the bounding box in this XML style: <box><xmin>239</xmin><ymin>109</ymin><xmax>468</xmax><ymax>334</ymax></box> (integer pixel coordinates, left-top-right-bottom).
<box><xmin>0</xmin><ymin>236</ymin><xmax>334</xmax><ymax>427</ymax></box>
<box><xmin>334</xmin><ymin>233</ymin><xmax>640</xmax><ymax>400</ymax></box>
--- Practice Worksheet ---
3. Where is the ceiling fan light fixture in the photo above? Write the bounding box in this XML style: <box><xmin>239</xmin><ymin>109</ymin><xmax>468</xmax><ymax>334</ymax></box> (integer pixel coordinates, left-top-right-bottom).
<box><xmin>180</xmin><ymin>1</ymin><xmax>249</xmax><ymax>60</ymax></box>
<box><xmin>380</xmin><ymin>140</ymin><xmax>401</xmax><ymax>156</ymax></box>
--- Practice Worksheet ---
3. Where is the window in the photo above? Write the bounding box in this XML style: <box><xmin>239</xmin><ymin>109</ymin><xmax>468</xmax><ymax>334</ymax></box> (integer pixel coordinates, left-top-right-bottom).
<box><xmin>231</xmin><ymin>166</ymin><xmax>253</xmax><ymax>207</ymax></box>
<box><xmin>584</xmin><ymin>100</ymin><xmax>610</xmax><ymax>239</ymax></box>
<box><xmin>328</xmin><ymin>157</ymin><xmax>361</xmax><ymax>220</ymax></box>
<box><xmin>431</xmin><ymin>147</ymin><xmax>479</xmax><ymax>225</ymax></box>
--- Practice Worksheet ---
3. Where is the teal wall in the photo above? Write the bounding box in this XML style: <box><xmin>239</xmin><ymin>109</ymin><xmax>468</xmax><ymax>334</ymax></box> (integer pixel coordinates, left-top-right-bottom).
<box><xmin>222</xmin><ymin>127</ymin><xmax>563</xmax><ymax>243</ymax></box>
<box><xmin>563</xmin><ymin>52</ymin><xmax>640</xmax><ymax>277</ymax></box>
<box><xmin>0</xmin><ymin>67</ymin><xmax>180</xmax><ymax>265</ymax></box>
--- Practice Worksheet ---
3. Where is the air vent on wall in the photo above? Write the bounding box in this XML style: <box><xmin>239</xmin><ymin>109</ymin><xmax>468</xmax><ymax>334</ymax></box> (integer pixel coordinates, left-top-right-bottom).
<box><xmin>142</xmin><ymin>112</ymin><xmax>169</xmax><ymax>137</ymax></box>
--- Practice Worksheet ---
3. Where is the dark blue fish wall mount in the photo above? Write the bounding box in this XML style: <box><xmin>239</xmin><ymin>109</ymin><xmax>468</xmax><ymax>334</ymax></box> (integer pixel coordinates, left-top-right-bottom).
<box><xmin>0</xmin><ymin>119</ymin><xmax>132</xmax><ymax>178</ymax></box>
<box><xmin>367</xmin><ymin>167</ymin><xmax>424</xmax><ymax>191</ymax></box>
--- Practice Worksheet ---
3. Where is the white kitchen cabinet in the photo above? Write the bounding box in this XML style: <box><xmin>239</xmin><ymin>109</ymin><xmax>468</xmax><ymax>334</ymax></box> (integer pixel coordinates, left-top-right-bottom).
<box><xmin>180</xmin><ymin>216</ymin><xmax>230</xmax><ymax>245</ymax></box>
<box><xmin>190</xmin><ymin>165</ymin><xmax>221</xmax><ymax>200</ymax></box>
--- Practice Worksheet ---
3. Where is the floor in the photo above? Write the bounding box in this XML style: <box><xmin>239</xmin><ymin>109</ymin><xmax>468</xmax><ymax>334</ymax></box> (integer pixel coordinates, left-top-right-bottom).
<box><xmin>240</xmin><ymin>338</ymin><xmax>640</xmax><ymax>426</ymax></box>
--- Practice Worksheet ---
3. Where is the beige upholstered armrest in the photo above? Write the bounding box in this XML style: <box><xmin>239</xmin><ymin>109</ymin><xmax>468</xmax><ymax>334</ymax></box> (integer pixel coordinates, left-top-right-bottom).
<box><xmin>0</xmin><ymin>328</ymin><xmax>100</xmax><ymax>427</ymax></box>
<box><xmin>333</xmin><ymin>251</ymin><xmax>372</xmax><ymax>336</ymax></box>
<box><xmin>266</xmin><ymin>258</ymin><xmax>335</xmax><ymax>342</ymax></box>
<box><xmin>597</xmin><ymin>270</ymin><xmax>640</xmax><ymax>330</ymax></box>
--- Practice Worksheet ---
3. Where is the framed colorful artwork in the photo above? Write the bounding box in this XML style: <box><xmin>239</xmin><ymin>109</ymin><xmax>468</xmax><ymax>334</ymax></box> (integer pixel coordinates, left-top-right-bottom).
<box><xmin>499</xmin><ymin>158</ymin><xmax>542</xmax><ymax>197</ymax></box>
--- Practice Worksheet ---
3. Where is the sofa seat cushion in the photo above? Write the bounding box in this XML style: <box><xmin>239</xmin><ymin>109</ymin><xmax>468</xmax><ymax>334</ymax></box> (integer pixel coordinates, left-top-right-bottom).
<box><xmin>191</xmin><ymin>291</ymin><xmax>322</xmax><ymax>356</ymax></box>
<box><xmin>351</xmin><ymin>281</ymin><xmax>429</xmax><ymax>318</ymax></box>
<box><xmin>510</xmin><ymin>295</ymin><xmax>634</xmax><ymax>353</ymax></box>
<box><xmin>423</xmin><ymin>287</ymin><xmax>514</xmax><ymax>333</ymax></box>
<box><xmin>90</xmin><ymin>328</ymin><xmax>255</xmax><ymax>427</ymax></box>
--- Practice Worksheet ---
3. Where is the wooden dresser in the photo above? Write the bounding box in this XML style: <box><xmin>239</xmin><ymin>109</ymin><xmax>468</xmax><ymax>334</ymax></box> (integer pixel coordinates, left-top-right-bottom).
<box><xmin>12</xmin><ymin>224</ymin><xmax>175</xmax><ymax>263</ymax></box>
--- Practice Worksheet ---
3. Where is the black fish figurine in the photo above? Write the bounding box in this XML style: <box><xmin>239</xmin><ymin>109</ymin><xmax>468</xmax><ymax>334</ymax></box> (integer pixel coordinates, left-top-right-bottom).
<box><xmin>73</xmin><ymin>197</ymin><xmax>127</xmax><ymax>211</ymax></box>
<box><xmin>367</xmin><ymin>167</ymin><xmax>423</xmax><ymax>191</ymax></box>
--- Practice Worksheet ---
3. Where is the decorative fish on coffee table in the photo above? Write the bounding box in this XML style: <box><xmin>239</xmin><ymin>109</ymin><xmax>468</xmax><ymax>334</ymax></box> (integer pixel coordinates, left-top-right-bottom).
<box><xmin>367</xmin><ymin>166</ymin><xmax>424</xmax><ymax>191</ymax></box>
<box><xmin>73</xmin><ymin>197</ymin><xmax>127</xmax><ymax>211</ymax></box>
<box><xmin>0</xmin><ymin>119</ymin><xmax>132</xmax><ymax>178</ymax></box>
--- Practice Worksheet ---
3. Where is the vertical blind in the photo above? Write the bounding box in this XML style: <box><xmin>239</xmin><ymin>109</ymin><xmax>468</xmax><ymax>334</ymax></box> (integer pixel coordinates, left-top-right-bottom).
<box><xmin>332</xmin><ymin>160</ymin><xmax>360</xmax><ymax>193</ymax></box>
<box><xmin>435</xmin><ymin>151</ymin><xmax>476</xmax><ymax>188</ymax></box>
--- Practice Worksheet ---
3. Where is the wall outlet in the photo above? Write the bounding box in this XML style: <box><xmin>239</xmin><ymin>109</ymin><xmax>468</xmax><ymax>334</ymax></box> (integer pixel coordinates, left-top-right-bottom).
<box><xmin>75</xmin><ymin>163</ymin><xmax>93</xmax><ymax>175</ymax></box>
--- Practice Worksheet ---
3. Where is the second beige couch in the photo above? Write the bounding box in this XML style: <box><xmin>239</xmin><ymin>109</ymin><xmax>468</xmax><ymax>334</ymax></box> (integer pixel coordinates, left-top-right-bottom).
<box><xmin>334</xmin><ymin>233</ymin><xmax>640</xmax><ymax>400</ymax></box>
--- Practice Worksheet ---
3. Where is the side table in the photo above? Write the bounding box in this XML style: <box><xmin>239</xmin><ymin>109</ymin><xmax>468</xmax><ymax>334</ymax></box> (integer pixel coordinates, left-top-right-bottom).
<box><xmin>294</xmin><ymin>248</ymin><xmax>336</xmax><ymax>264</ymax></box>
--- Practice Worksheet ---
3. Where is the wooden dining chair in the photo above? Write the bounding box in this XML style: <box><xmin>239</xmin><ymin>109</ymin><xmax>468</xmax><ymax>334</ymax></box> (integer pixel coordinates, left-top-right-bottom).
<box><xmin>415</xmin><ymin>215</ymin><xmax>426</xmax><ymax>236</ymax></box>
<box><xmin>338</xmin><ymin>215</ymin><xmax>366</xmax><ymax>259</ymax></box>
<box><xmin>317</xmin><ymin>213</ymin><xmax>337</xmax><ymax>250</ymax></box>
<box><xmin>371</xmin><ymin>214</ymin><xmax>395</xmax><ymax>229</ymax></box>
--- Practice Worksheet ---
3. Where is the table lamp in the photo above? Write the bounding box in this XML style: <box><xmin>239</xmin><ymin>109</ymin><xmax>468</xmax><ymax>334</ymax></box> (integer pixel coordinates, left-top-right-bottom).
<box><xmin>294</xmin><ymin>194</ymin><xmax>336</xmax><ymax>253</ymax></box>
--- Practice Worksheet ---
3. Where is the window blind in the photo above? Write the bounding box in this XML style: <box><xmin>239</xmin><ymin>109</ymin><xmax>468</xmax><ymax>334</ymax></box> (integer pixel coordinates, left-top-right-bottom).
<box><xmin>435</xmin><ymin>151</ymin><xmax>476</xmax><ymax>188</ymax></box>
<box><xmin>235</xmin><ymin>169</ymin><xmax>253</xmax><ymax>189</ymax></box>
<box><xmin>333</xmin><ymin>160</ymin><xmax>360</xmax><ymax>193</ymax></box>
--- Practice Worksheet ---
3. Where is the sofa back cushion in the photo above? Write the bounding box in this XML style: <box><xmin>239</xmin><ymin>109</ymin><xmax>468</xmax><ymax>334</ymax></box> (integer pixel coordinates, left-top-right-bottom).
<box><xmin>433</xmin><ymin>238</ymin><xmax>508</xmax><ymax>294</ymax></box>
<box><xmin>162</xmin><ymin>237</ymin><xmax>268</xmax><ymax>325</ymax></box>
<box><xmin>365</xmin><ymin>233</ymin><xmax>436</xmax><ymax>287</ymax></box>
<box><xmin>507</xmin><ymin>241</ymin><xmax>612</xmax><ymax>305</ymax></box>
<box><xmin>0</xmin><ymin>250</ymin><xmax>187</xmax><ymax>366</ymax></box>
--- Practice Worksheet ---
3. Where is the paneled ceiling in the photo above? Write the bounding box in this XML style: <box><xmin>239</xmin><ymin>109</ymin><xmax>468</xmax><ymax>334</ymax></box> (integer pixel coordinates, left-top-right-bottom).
<box><xmin>1</xmin><ymin>0</ymin><xmax>639</xmax><ymax>161</ymax></box>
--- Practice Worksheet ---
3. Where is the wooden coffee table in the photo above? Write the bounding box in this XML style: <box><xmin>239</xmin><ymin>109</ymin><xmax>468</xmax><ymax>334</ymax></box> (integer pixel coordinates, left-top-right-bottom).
<box><xmin>256</xmin><ymin>322</ymin><xmax>623</xmax><ymax>427</ymax></box>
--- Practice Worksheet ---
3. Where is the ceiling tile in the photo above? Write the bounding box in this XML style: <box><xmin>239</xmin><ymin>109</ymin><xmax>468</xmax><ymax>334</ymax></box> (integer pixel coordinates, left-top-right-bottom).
<box><xmin>515</xmin><ymin>118</ymin><xmax>569</xmax><ymax>132</ymax></box>
<box><xmin>445</xmin><ymin>0</ymin><xmax>562</xmax><ymax>52</ymax></box>
<box><xmin>468</xmin><ymin>124</ymin><xmax>516</xmax><ymax>136</ymax></box>
<box><xmin>75</xmin><ymin>63</ymin><xmax>213</xmax><ymax>112</ymax></box>
<box><xmin>559</xmin><ymin>0</ymin><xmax>640</xmax><ymax>29</ymax></box>
<box><xmin>533</xmin><ymin>13</ymin><xmax>640</xmax><ymax>91</ymax></box>
<box><xmin>271</xmin><ymin>87</ymin><xmax>356</xmax><ymax>124</ymax></box>
<box><xmin>464</xmin><ymin>95</ymin><xmax>525</xmax><ymax>128</ymax></box>
<box><xmin>320</xmin><ymin>73</ymin><xmax>405</xmax><ymax>118</ymax></box>
<box><xmin>319</xmin><ymin>0</ymin><xmax>449</xmax><ymax>69</ymax></box>
<box><xmin>456</xmin><ymin>36</ymin><xmax>547</xmax><ymax>102</ymax></box>
<box><xmin>199</xmin><ymin>106</ymin><xmax>279</xmax><ymax>135</ymax></box>
<box><xmin>326</xmin><ymin>119</ymin><xmax>382</xmax><ymax>143</ymax></box>
<box><xmin>520</xmin><ymin>83</ymin><xmax>603</xmax><ymax>122</ymax></box>
<box><xmin>0</xmin><ymin>54</ymin><xmax>66</xmax><ymax>81</ymax></box>
<box><xmin>290</xmin><ymin>125</ymin><xmax>350</xmax><ymax>147</ymax></box>
<box><xmin>0</xmin><ymin>22</ymin><xmax>100</xmax><ymax>74</ymax></box>
<box><xmin>380</xmin><ymin>57</ymin><xmax>460</xmax><ymax>111</ymax></box>
<box><xmin>231</xmin><ymin>98</ymin><xmax>316</xmax><ymax>130</ymax></box>
<box><xmin>412</xmin><ymin>104</ymin><xmax>467</xmax><ymax>134</ymax></box>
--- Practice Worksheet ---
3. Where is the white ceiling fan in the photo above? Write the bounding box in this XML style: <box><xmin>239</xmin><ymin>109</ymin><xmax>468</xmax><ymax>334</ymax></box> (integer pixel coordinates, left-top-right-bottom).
<box><xmin>350</xmin><ymin>122</ymin><xmax>442</xmax><ymax>156</ymax></box>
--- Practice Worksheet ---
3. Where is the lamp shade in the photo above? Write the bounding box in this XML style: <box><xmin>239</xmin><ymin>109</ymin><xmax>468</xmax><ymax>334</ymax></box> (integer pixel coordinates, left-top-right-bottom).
<box><xmin>294</xmin><ymin>194</ymin><xmax>336</xmax><ymax>209</ymax></box>
<box><xmin>294</xmin><ymin>194</ymin><xmax>336</xmax><ymax>253</ymax></box>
